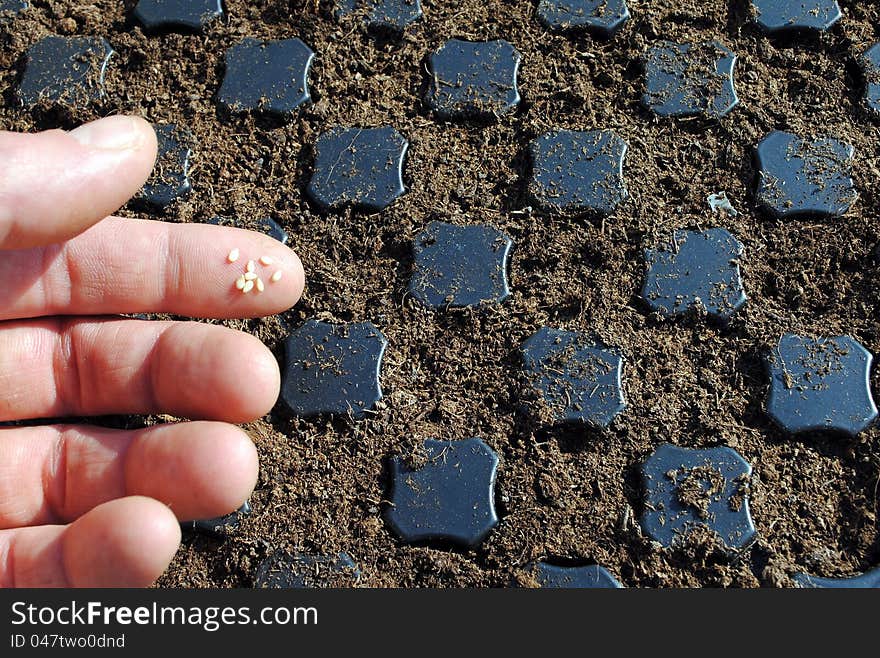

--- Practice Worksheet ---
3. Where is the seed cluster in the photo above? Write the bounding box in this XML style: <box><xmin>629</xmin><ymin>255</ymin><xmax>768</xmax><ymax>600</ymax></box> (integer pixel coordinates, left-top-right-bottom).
<box><xmin>228</xmin><ymin>248</ymin><xmax>283</xmax><ymax>294</ymax></box>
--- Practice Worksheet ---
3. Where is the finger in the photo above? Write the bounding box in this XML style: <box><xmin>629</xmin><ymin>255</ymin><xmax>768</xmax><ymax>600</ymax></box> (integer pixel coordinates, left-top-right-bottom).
<box><xmin>0</xmin><ymin>116</ymin><xmax>157</xmax><ymax>250</ymax></box>
<box><xmin>0</xmin><ymin>318</ymin><xmax>280</xmax><ymax>423</ymax></box>
<box><xmin>0</xmin><ymin>217</ymin><xmax>305</xmax><ymax>321</ymax></box>
<box><xmin>0</xmin><ymin>497</ymin><xmax>180</xmax><ymax>587</ymax></box>
<box><xmin>0</xmin><ymin>422</ymin><xmax>258</xmax><ymax>529</ymax></box>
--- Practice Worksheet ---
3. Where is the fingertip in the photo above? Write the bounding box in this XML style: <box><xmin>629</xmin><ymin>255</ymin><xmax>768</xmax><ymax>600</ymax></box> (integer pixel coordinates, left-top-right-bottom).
<box><xmin>159</xmin><ymin>324</ymin><xmax>280</xmax><ymax>423</ymax></box>
<box><xmin>145</xmin><ymin>322</ymin><xmax>281</xmax><ymax>423</ymax></box>
<box><xmin>229</xmin><ymin>237</ymin><xmax>306</xmax><ymax>318</ymax></box>
<box><xmin>62</xmin><ymin>497</ymin><xmax>180</xmax><ymax>588</ymax></box>
<box><xmin>237</xmin><ymin>336</ymin><xmax>282</xmax><ymax>421</ymax></box>
<box><xmin>222</xmin><ymin>426</ymin><xmax>259</xmax><ymax>506</ymax></box>
<box><xmin>68</xmin><ymin>115</ymin><xmax>156</xmax><ymax>154</ymax></box>
<box><xmin>288</xmin><ymin>249</ymin><xmax>306</xmax><ymax>305</ymax></box>
<box><xmin>67</xmin><ymin>115</ymin><xmax>158</xmax><ymax>197</ymax></box>
<box><xmin>0</xmin><ymin>115</ymin><xmax>160</xmax><ymax>250</ymax></box>
<box><xmin>127</xmin><ymin>422</ymin><xmax>259</xmax><ymax>521</ymax></box>
<box><xmin>193</xmin><ymin>424</ymin><xmax>259</xmax><ymax>514</ymax></box>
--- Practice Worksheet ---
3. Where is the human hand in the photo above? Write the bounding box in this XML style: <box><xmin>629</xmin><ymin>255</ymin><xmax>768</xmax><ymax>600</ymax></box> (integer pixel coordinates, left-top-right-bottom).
<box><xmin>0</xmin><ymin>115</ymin><xmax>305</xmax><ymax>587</ymax></box>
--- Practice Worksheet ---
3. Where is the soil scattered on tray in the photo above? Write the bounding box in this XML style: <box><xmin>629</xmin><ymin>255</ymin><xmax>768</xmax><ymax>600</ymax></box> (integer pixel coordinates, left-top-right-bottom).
<box><xmin>669</xmin><ymin>465</ymin><xmax>725</xmax><ymax>520</ymax></box>
<box><xmin>1</xmin><ymin>0</ymin><xmax>879</xmax><ymax>587</ymax></box>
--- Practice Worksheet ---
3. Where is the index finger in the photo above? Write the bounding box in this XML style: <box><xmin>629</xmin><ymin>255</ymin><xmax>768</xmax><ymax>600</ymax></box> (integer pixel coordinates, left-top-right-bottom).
<box><xmin>0</xmin><ymin>217</ymin><xmax>305</xmax><ymax>320</ymax></box>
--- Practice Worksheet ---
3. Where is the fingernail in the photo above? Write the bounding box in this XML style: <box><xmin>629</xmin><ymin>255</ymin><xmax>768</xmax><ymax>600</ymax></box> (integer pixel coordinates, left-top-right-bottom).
<box><xmin>68</xmin><ymin>116</ymin><xmax>146</xmax><ymax>151</ymax></box>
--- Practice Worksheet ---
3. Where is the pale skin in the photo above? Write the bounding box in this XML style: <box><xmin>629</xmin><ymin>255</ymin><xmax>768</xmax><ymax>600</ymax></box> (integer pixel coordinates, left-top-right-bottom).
<box><xmin>0</xmin><ymin>115</ymin><xmax>305</xmax><ymax>587</ymax></box>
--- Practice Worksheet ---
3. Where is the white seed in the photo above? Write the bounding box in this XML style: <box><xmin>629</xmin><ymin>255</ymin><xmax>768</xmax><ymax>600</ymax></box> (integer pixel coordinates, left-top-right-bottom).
<box><xmin>259</xmin><ymin>255</ymin><xmax>274</xmax><ymax>266</ymax></box>
<box><xmin>227</xmin><ymin>248</ymin><xmax>240</xmax><ymax>263</ymax></box>
<box><xmin>242</xmin><ymin>280</ymin><xmax>254</xmax><ymax>293</ymax></box>
<box><xmin>246</xmin><ymin>260</ymin><xmax>256</xmax><ymax>273</ymax></box>
<box><xmin>256</xmin><ymin>278</ymin><xmax>265</xmax><ymax>293</ymax></box>
<box><xmin>270</xmin><ymin>270</ymin><xmax>283</xmax><ymax>283</ymax></box>
<box><xmin>244</xmin><ymin>271</ymin><xmax>258</xmax><ymax>281</ymax></box>
<box><xmin>235</xmin><ymin>275</ymin><xmax>246</xmax><ymax>290</ymax></box>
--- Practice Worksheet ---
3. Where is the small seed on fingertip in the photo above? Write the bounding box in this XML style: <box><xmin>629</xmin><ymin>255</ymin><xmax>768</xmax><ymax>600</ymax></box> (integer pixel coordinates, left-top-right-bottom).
<box><xmin>235</xmin><ymin>275</ymin><xmax>246</xmax><ymax>290</ymax></box>
<box><xmin>242</xmin><ymin>280</ymin><xmax>255</xmax><ymax>293</ymax></box>
<box><xmin>256</xmin><ymin>278</ymin><xmax>265</xmax><ymax>293</ymax></box>
<box><xmin>270</xmin><ymin>270</ymin><xmax>283</xmax><ymax>283</ymax></box>
<box><xmin>246</xmin><ymin>260</ymin><xmax>255</xmax><ymax>273</ymax></box>
<box><xmin>227</xmin><ymin>248</ymin><xmax>240</xmax><ymax>263</ymax></box>
<box><xmin>244</xmin><ymin>272</ymin><xmax>258</xmax><ymax>281</ymax></box>
<box><xmin>259</xmin><ymin>255</ymin><xmax>274</xmax><ymax>266</ymax></box>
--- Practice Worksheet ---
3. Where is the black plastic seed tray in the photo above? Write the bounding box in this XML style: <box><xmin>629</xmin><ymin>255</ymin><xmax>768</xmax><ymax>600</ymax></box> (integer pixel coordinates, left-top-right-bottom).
<box><xmin>2</xmin><ymin>0</ymin><xmax>878</xmax><ymax>590</ymax></box>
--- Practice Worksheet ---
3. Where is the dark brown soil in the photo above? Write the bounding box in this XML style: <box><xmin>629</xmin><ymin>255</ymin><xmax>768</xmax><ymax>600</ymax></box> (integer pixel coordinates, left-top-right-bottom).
<box><xmin>2</xmin><ymin>0</ymin><xmax>879</xmax><ymax>588</ymax></box>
